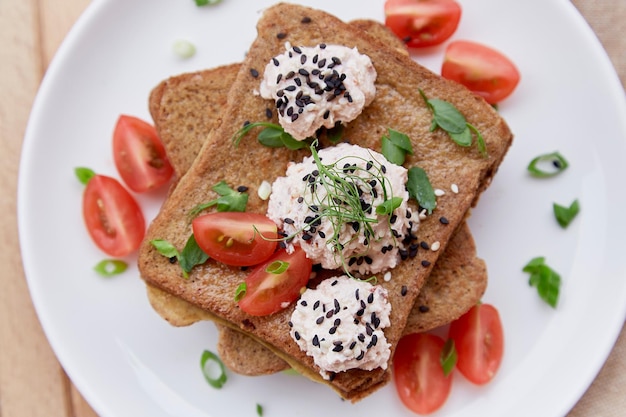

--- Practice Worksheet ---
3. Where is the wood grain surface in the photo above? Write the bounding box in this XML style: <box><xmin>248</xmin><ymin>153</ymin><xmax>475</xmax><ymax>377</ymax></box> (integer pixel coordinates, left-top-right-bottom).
<box><xmin>1</xmin><ymin>1</ymin><xmax>623</xmax><ymax>416</ymax></box>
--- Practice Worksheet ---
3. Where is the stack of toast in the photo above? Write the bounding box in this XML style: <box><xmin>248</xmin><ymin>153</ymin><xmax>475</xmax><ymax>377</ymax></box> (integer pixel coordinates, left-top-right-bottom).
<box><xmin>138</xmin><ymin>3</ymin><xmax>513</xmax><ymax>401</ymax></box>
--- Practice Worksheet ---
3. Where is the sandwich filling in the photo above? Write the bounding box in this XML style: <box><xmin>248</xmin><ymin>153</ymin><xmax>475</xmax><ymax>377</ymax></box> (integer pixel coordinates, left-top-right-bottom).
<box><xmin>267</xmin><ymin>142</ymin><xmax>418</xmax><ymax>276</ymax></box>
<box><xmin>289</xmin><ymin>275</ymin><xmax>391</xmax><ymax>378</ymax></box>
<box><xmin>259</xmin><ymin>43</ymin><xmax>377</xmax><ymax>140</ymax></box>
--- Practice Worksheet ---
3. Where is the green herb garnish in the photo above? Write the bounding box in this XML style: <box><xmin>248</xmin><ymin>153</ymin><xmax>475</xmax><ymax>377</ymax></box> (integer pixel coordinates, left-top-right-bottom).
<box><xmin>381</xmin><ymin>128</ymin><xmax>413</xmax><ymax>166</ymax></box>
<box><xmin>406</xmin><ymin>166</ymin><xmax>436</xmax><ymax>214</ymax></box>
<box><xmin>419</xmin><ymin>90</ymin><xmax>487</xmax><ymax>157</ymax></box>
<box><xmin>256</xmin><ymin>404</ymin><xmax>264</xmax><ymax>416</ymax></box>
<box><xmin>523</xmin><ymin>257</ymin><xmax>561</xmax><ymax>308</ymax></box>
<box><xmin>527</xmin><ymin>151</ymin><xmax>569</xmax><ymax>177</ymax></box>
<box><xmin>200</xmin><ymin>350</ymin><xmax>227</xmax><ymax>389</ymax></box>
<box><xmin>553</xmin><ymin>199</ymin><xmax>580</xmax><ymax>228</ymax></box>
<box><xmin>376</xmin><ymin>197</ymin><xmax>403</xmax><ymax>215</ymax></box>
<box><xmin>234</xmin><ymin>282</ymin><xmax>247</xmax><ymax>302</ymax></box>
<box><xmin>440</xmin><ymin>338</ymin><xmax>458</xmax><ymax>377</ymax></box>
<box><xmin>93</xmin><ymin>259</ymin><xmax>128</xmax><ymax>277</ymax></box>
<box><xmin>74</xmin><ymin>167</ymin><xmax>96</xmax><ymax>185</ymax></box>
<box><xmin>189</xmin><ymin>181</ymin><xmax>248</xmax><ymax>216</ymax></box>
<box><xmin>150</xmin><ymin>234</ymin><xmax>209</xmax><ymax>278</ymax></box>
<box><xmin>233</xmin><ymin>122</ymin><xmax>308</xmax><ymax>150</ymax></box>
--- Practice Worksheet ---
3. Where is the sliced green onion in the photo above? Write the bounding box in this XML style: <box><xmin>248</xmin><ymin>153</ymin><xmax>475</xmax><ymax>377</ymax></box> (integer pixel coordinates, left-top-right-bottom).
<box><xmin>234</xmin><ymin>282</ymin><xmax>247</xmax><ymax>302</ymax></box>
<box><xmin>376</xmin><ymin>196</ymin><xmax>403</xmax><ymax>215</ymax></box>
<box><xmin>265</xmin><ymin>260</ymin><xmax>289</xmax><ymax>274</ymax></box>
<box><xmin>93</xmin><ymin>259</ymin><xmax>128</xmax><ymax>277</ymax></box>
<box><xmin>440</xmin><ymin>338</ymin><xmax>457</xmax><ymax>377</ymax></box>
<box><xmin>553</xmin><ymin>199</ymin><xmax>580</xmax><ymax>228</ymax></box>
<box><xmin>194</xmin><ymin>0</ymin><xmax>222</xmax><ymax>6</ymax></box>
<box><xmin>200</xmin><ymin>350</ymin><xmax>227</xmax><ymax>388</ymax></box>
<box><xmin>173</xmin><ymin>39</ymin><xmax>196</xmax><ymax>59</ymax></box>
<box><xmin>527</xmin><ymin>151</ymin><xmax>569</xmax><ymax>177</ymax></box>
<box><xmin>74</xmin><ymin>167</ymin><xmax>96</xmax><ymax>185</ymax></box>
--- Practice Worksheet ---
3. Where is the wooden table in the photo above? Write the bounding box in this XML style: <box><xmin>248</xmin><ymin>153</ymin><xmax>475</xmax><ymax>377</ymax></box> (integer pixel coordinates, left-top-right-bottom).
<box><xmin>1</xmin><ymin>1</ymin><xmax>624</xmax><ymax>416</ymax></box>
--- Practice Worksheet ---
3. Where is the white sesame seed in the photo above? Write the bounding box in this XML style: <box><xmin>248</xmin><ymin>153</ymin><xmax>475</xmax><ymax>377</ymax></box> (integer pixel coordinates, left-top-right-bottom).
<box><xmin>383</xmin><ymin>271</ymin><xmax>392</xmax><ymax>282</ymax></box>
<box><xmin>419</xmin><ymin>209</ymin><xmax>428</xmax><ymax>220</ymax></box>
<box><xmin>434</xmin><ymin>188</ymin><xmax>445</xmax><ymax>197</ymax></box>
<box><xmin>451</xmin><ymin>183</ymin><xmax>459</xmax><ymax>194</ymax></box>
<box><xmin>431</xmin><ymin>241</ymin><xmax>441</xmax><ymax>251</ymax></box>
<box><xmin>258</xmin><ymin>180</ymin><xmax>272</xmax><ymax>200</ymax></box>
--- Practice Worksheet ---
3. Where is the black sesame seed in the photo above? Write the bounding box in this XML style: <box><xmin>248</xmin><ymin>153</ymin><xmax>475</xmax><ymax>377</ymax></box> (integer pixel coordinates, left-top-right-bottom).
<box><xmin>312</xmin><ymin>335</ymin><xmax>319</xmax><ymax>347</ymax></box>
<box><xmin>356</xmin><ymin>351</ymin><xmax>365</xmax><ymax>360</ymax></box>
<box><xmin>366</xmin><ymin>323</ymin><xmax>373</xmax><ymax>336</ymax></box>
<box><xmin>349</xmin><ymin>341</ymin><xmax>357</xmax><ymax>350</ymax></box>
<box><xmin>293</xmin><ymin>46</ymin><xmax>302</xmax><ymax>54</ymax></box>
<box><xmin>329</xmin><ymin>327</ymin><xmax>337</xmax><ymax>335</ymax></box>
<box><xmin>294</xmin><ymin>78</ymin><xmax>302</xmax><ymax>87</ymax></box>
<box><xmin>422</xmin><ymin>260</ymin><xmax>431</xmax><ymax>267</ymax></box>
<box><xmin>334</xmin><ymin>299</ymin><xmax>340</xmax><ymax>313</ymax></box>
<box><xmin>288</xmin><ymin>321</ymin><xmax>293</xmax><ymax>327</ymax></box>
<box><xmin>313</xmin><ymin>300</ymin><xmax>320</xmax><ymax>310</ymax></box>
<box><xmin>297</xmin><ymin>196</ymin><xmax>304</xmax><ymax>203</ymax></box>
<box><xmin>284</xmin><ymin>217</ymin><xmax>294</xmax><ymax>224</ymax></box>
<box><xmin>420</xmin><ymin>241</ymin><xmax>429</xmax><ymax>250</ymax></box>
<box><xmin>285</xmin><ymin>85</ymin><xmax>296</xmax><ymax>92</ymax></box>
<box><xmin>356</xmin><ymin>308</ymin><xmax>365</xmax><ymax>317</ymax></box>
<box><xmin>168</xmin><ymin>256</ymin><xmax>177</xmax><ymax>264</ymax></box>
<box><xmin>302</xmin><ymin>233</ymin><xmax>312</xmax><ymax>241</ymax></box>
<box><xmin>334</xmin><ymin>318</ymin><xmax>341</xmax><ymax>326</ymax></box>
<box><xmin>291</xmin><ymin>113</ymin><xmax>299</xmax><ymax>122</ymax></box>
<box><xmin>299</xmin><ymin>68</ymin><xmax>309</xmax><ymax>77</ymax></box>
<box><xmin>367</xmin><ymin>293</ymin><xmax>374</xmax><ymax>304</ymax></box>
<box><xmin>301</xmin><ymin>300</ymin><xmax>308</xmax><ymax>307</ymax></box>
<box><xmin>237</xmin><ymin>185</ymin><xmax>248</xmax><ymax>192</ymax></box>
<box><xmin>331</xmin><ymin>56</ymin><xmax>342</xmax><ymax>65</ymax></box>
<box><xmin>277</xmin><ymin>32</ymin><xmax>287</xmax><ymax>39</ymax></box>
<box><xmin>286</xmin><ymin>70</ymin><xmax>295</xmax><ymax>79</ymax></box>
<box><xmin>320</xmin><ymin>43</ymin><xmax>327</xmax><ymax>49</ymax></box>
<box><xmin>326</xmin><ymin>309</ymin><xmax>334</xmax><ymax>319</ymax></box>
<box><xmin>301</xmin><ymin>16</ymin><xmax>311</xmax><ymax>23</ymax></box>
<box><xmin>323</xmin><ymin>110</ymin><xmax>330</xmax><ymax>119</ymax></box>
<box><xmin>265</xmin><ymin>108</ymin><xmax>273</xmax><ymax>119</ymax></box>
<box><xmin>439</xmin><ymin>216</ymin><xmax>449</xmax><ymax>225</ymax></box>
<box><xmin>317</xmin><ymin>58</ymin><xmax>327</xmax><ymax>68</ymax></box>
<box><xmin>358</xmin><ymin>334</ymin><xmax>366</xmax><ymax>342</ymax></box>
<box><xmin>272</xmin><ymin>57</ymin><xmax>279</xmax><ymax>66</ymax></box>
<box><xmin>294</xmin><ymin>331</ymin><xmax>301</xmax><ymax>340</ymax></box>
<box><xmin>318</xmin><ymin>231</ymin><xmax>326</xmax><ymax>238</ymax></box>
<box><xmin>250</xmin><ymin>68</ymin><xmax>259</xmax><ymax>78</ymax></box>
<box><xmin>364</xmin><ymin>256</ymin><xmax>373</xmax><ymax>265</ymax></box>
<box><xmin>390</xmin><ymin>214</ymin><xmax>397</xmax><ymax>224</ymax></box>
<box><xmin>401</xmin><ymin>285</ymin><xmax>408</xmax><ymax>296</ymax></box>
<box><xmin>419</xmin><ymin>305</ymin><xmax>430</xmax><ymax>313</ymax></box>
<box><xmin>300</xmin><ymin>54</ymin><xmax>307</xmax><ymax>65</ymax></box>
<box><xmin>332</xmin><ymin>343</ymin><xmax>343</xmax><ymax>352</ymax></box>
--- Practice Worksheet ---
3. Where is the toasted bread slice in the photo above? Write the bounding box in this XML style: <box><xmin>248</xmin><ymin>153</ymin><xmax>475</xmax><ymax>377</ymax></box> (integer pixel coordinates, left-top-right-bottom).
<box><xmin>139</xmin><ymin>4</ymin><xmax>512</xmax><ymax>401</ymax></box>
<box><xmin>146</xmin><ymin>19</ymin><xmax>487</xmax><ymax>377</ymax></box>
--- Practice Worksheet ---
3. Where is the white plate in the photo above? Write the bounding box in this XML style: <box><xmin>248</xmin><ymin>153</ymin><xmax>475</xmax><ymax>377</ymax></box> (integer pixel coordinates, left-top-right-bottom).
<box><xmin>18</xmin><ymin>0</ymin><xmax>626</xmax><ymax>416</ymax></box>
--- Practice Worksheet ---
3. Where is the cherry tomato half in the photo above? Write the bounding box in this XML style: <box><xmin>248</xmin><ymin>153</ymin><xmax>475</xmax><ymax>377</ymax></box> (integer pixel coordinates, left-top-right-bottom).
<box><xmin>192</xmin><ymin>212</ymin><xmax>278</xmax><ymax>267</ymax></box>
<box><xmin>113</xmin><ymin>115</ymin><xmax>174</xmax><ymax>193</ymax></box>
<box><xmin>238</xmin><ymin>247</ymin><xmax>312</xmax><ymax>316</ymax></box>
<box><xmin>448</xmin><ymin>303</ymin><xmax>504</xmax><ymax>385</ymax></box>
<box><xmin>83</xmin><ymin>174</ymin><xmax>146</xmax><ymax>257</ymax></box>
<box><xmin>393</xmin><ymin>333</ymin><xmax>453</xmax><ymax>415</ymax></box>
<box><xmin>441</xmin><ymin>40</ymin><xmax>521</xmax><ymax>104</ymax></box>
<box><xmin>384</xmin><ymin>0</ymin><xmax>462</xmax><ymax>48</ymax></box>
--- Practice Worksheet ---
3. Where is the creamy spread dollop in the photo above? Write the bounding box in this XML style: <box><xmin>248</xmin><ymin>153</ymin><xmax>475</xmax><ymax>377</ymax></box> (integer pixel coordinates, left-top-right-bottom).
<box><xmin>289</xmin><ymin>275</ymin><xmax>391</xmax><ymax>378</ymax></box>
<box><xmin>259</xmin><ymin>43</ymin><xmax>377</xmax><ymax>140</ymax></box>
<box><xmin>267</xmin><ymin>143</ymin><xmax>418</xmax><ymax>275</ymax></box>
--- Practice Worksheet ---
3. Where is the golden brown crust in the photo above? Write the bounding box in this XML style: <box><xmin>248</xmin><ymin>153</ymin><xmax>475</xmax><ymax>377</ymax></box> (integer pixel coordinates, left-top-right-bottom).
<box><xmin>139</xmin><ymin>4</ymin><xmax>512</xmax><ymax>401</ymax></box>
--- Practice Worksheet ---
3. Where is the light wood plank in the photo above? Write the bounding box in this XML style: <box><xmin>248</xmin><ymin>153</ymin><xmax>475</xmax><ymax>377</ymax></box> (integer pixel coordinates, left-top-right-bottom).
<box><xmin>0</xmin><ymin>0</ymin><xmax>71</xmax><ymax>416</ymax></box>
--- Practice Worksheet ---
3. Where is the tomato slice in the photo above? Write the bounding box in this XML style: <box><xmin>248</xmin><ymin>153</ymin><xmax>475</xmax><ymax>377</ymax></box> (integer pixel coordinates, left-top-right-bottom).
<box><xmin>448</xmin><ymin>303</ymin><xmax>504</xmax><ymax>385</ymax></box>
<box><xmin>192</xmin><ymin>212</ymin><xmax>278</xmax><ymax>267</ymax></box>
<box><xmin>82</xmin><ymin>175</ymin><xmax>146</xmax><ymax>257</ymax></box>
<box><xmin>238</xmin><ymin>247</ymin><xmax>312</xmax><ymax>316</ymax></box>
<box><xmin>113</xmin><ymin>115</ymin><xmax>174</xmax><ymax>193</ymax></box>
<box><xmin>441</xmin><ymin>40</ymin><xmax>521</xmax><ymax>104</ymax></box>
<box><xmin>393</xmin><ymin>333</ymin><xmax>453</xmax><ymax>415</ymax></box>
<box><xmin>384</xmin><ymin>0</ymin><xmax>461</xmax><ymax>48</ymax></box>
